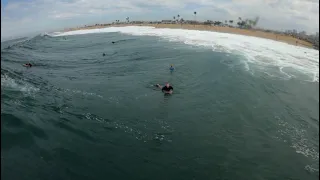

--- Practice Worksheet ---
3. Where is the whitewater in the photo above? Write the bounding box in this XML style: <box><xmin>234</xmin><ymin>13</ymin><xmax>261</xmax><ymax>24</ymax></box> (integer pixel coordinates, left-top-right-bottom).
<box><xmin>54</xmin><ymin>26</ymin><xmax>319</xmax><ymax>82</ymax></box>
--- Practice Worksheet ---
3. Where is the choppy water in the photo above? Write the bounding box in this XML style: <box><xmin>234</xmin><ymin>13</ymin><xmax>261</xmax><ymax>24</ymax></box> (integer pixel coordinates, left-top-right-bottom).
<box><xmin>1</xmin><ymin>26</ymin><xmax>319</xmax><ymax>180</ymax></box>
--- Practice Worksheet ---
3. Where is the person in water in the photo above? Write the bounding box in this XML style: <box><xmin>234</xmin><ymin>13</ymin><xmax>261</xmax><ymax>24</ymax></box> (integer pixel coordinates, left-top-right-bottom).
<box><xmin>24</xmin><ymin>63</ymin><xmax>32</xmax><ymax>67</ymax></box>
<box><xmin>103</xmin><ymin>53</ymin><xmax>106</xmax><ymax>56</ymax></box>
<box><xmin>169</xmin><ymin>65</ymin><xmax>175</xmax><ymax>71</ymax></box>
<box><xmin>155</xmin><ymin>83</ymin><xmax>173</xmax><ymax>94</ymax></box>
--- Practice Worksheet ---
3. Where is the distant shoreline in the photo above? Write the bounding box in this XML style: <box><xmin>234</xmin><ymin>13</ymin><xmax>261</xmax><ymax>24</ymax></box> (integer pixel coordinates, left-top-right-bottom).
<box><xmin>63</xmin><ymin>23</ymin><xmax>314</xmax><ymax>49</ymax></box>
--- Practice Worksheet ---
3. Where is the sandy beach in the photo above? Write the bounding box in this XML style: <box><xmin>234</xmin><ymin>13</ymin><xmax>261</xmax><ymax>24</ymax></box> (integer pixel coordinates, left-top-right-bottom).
<box><xmin>63</xmin><ymin>23</ymin><xmax>313</xmax><ymax>48</ymax></box>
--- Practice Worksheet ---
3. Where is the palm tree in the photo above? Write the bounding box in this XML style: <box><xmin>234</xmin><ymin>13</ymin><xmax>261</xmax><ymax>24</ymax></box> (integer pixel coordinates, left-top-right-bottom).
<box><xmin>229</xmin><ymin>20</ymin><xmax>233</xmax><ymax>27</ymax></box>
<box><xmin>252</xmin><ymin>16</ymin><xmax>259</xmax><ymax>26</ymax></box>
<box><xmin>180</xmin><ymin>18</ymin><xmax>184</xmax><ymax>27</ymax></box>
<box><xmin>194</xmin><ymin>11</ymin><xmax>197</xmax><ymax>27</ymax></box>
<box><xmin>126</xmin><ymin>17</ymin><xmax>129</xmax><ymax>23</ymax></box>
<box><xmin>177</xmin><ymin>14</ymin><xmax>180</xmax><ymax>22</ymax></box>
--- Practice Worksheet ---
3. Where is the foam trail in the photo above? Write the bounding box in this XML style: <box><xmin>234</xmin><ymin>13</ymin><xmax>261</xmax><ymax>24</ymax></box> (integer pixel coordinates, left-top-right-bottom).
<box><xmin>53</xmin><ymin>26</ymin><xmax>319</xmax><ymax>82</ymax></box>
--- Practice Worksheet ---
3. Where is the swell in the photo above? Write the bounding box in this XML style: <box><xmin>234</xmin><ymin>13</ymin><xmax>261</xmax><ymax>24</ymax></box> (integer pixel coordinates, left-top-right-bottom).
<box><xmin>1</xmin><ymin>34</ymin><xmax>46</xmax><ymax>50</ymax></box>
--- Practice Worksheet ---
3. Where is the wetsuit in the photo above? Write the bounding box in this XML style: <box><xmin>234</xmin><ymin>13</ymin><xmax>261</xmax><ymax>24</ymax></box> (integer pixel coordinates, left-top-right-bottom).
<box><xmin>24</xmin><ymin>63</ymin><xmax>32</xmax><ymax>67</ymax></box>
<box><xmin>162</xmin><ymin>86</ymin><xmax>173</xmax><ymax>93</ymax></box>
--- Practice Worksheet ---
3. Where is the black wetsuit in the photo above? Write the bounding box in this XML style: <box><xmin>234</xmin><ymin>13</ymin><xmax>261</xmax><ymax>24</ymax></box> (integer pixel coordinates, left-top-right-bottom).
<box><xmin>25</xmin><ymin>63</ymin><xmax>32</xmax><ymax>67</ymax></box>
<box><xmin>162</xmin><ymin>86</ymin><xmax>173</xmax><ymax>92</ymax></box>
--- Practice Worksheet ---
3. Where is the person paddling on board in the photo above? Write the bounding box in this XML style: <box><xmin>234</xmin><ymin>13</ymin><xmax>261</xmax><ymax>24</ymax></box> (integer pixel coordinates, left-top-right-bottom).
<box><xmin>23</xmin><ymin>63</ymin><xmax>32</xmax><ymax>67</ymax></box>
<box><xmin>155</xmin><ymin>82</ymin><xmax>173</xmax><ymax>94</ymax></box>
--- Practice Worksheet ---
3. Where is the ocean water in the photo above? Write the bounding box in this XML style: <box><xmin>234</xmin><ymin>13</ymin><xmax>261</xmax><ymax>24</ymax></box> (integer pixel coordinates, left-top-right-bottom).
<box><xmin>1</xmin><ymin>26</ymin><xmax>319</xmax><ymax>180</ymax></box>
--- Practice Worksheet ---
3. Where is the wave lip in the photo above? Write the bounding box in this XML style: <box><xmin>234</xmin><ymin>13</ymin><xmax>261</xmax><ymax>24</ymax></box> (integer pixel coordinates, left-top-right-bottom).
<box><xmin>53</xmin><ymin>26</ymin><xmax>319</xmax><ymax>82</ymax></box>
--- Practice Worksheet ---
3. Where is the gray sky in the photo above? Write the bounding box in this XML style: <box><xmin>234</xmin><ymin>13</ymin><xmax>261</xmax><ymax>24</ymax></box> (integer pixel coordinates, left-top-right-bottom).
<box><xmin>1</xmin><ymin>0</ymin><xmax>319</xmax><ymax>41</ymax></box>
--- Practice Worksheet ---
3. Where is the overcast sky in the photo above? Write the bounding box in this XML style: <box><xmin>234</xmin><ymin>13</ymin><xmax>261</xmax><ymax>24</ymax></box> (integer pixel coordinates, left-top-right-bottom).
<box><xmin>1</xmin><ymin>0</ymin><xmax>319</xmax><ymax>41</ymax></box>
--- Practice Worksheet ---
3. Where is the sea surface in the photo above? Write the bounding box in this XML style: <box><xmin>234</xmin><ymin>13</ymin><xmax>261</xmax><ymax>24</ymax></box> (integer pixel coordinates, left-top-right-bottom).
<box><xmin>1</xmin><ymin>26</ymin><xmax>319</xmax><ymax>180</ymax></box>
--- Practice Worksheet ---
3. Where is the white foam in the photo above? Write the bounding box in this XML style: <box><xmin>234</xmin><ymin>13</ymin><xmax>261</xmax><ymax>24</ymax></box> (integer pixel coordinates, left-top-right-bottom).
<box><xmin>1</xmin><ymin>74</ymin><xmax>40</xmax><ymax>94</ymax></box>
<box><xmin>275</xmin><ymin>116</ymin><xmax>319</xmax><ymax>172</ymax></box>
<box><xmin>53</xmin><ymin>26</ymin><xmax>319</xmax><ymax>82</ymax></box>
<box><xmin>84</xmin><ymin>112</ymin><xmax>173</xmax><ymax>143</ymax></box>
<box><xmin>62</xmin><ymin>88</ymin><xmax>104</xmax><ymax>99</ymax></box>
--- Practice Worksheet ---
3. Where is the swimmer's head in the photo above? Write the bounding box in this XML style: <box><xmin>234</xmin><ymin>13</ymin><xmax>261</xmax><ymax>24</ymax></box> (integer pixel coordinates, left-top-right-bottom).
<box><xmin>165</xmin><ymin>82</ymin><xmax>170</xmax><ymax>87</ymax></box>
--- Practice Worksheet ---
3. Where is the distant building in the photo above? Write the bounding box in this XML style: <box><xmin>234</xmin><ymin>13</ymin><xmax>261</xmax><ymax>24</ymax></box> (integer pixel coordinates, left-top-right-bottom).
<box><xmin>161</xmin><ymin>20</ymin><xmax>173</xmax><ymax>24</ymax></box>
<box><xmin>185</xmin><ymin>20</ymin><xmax>198</xmax><ymax>24</ymax></box>
<box><xmin>131</xmin><ymin>21</ymin><xmax>144</xmax><ymax>24</ymax></box>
